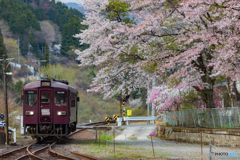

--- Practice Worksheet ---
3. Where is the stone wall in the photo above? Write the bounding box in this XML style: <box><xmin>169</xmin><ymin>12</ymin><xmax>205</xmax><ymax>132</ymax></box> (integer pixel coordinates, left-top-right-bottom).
<box><xmin>157</xmin><ymin>126</ymin><xmax>240</xmax><ymax>147</ymax></box>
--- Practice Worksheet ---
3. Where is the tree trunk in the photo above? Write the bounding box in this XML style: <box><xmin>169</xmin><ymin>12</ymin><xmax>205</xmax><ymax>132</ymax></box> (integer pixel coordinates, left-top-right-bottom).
<box><xmin>192</xmin><ymin>82</ymin><xmax>215</xmax><ymax>108</ymax></box>
<box><xmin>232</xmin><ymin>81</ymin><xmax>240</xmax><ymax>107</ymax></box>
<box><xmin>204</xmin><ymin>88</ymin><xmax>215</xmax><ymax>108</ymax></box>
<box><xmin>227</xmin><ymin>79</ymin><xmax>240</xmax><ymax>108</ymax></box>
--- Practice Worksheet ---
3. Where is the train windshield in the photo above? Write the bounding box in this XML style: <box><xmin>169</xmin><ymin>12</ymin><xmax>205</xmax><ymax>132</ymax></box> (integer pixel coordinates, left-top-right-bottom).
<box><xmin>25</xmin><ymin>91</ymin><xmax>37</xmax><ymax>106</ymax></box>
<box><xmin>55</xmin><ymin>91</ymin><xmax>67</xmax><ymax>106</ymax></box>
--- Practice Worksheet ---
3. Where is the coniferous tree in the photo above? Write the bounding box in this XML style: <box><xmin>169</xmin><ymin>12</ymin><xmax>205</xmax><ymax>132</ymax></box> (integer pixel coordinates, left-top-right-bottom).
<box><xmin>44</xmin><ymin>44</ymin><xmax>50</xmax><ymax>66</ymax></box>
<box><xmin>0</xmin><ymin>29</ymin><xmax>12</xmax><ymax>85</ymax></box>
<box><xmin>60</xmin><ymin>16</ymin><xmax>81</xmax><ymax>56</ymax></box>
<box><xmin>54</xmin><ymin>13</ymin><xmax>63</xmax><ymax>31</ymax></box>
<box><xmin>0</xmin><ymin>29</ymin><xmax>7</xmax><ymax>81</ymax></box>
<box><xmin>28</xmin><ymin>28</ymin><xmax>38</xmax><ymax>54</ymax></box>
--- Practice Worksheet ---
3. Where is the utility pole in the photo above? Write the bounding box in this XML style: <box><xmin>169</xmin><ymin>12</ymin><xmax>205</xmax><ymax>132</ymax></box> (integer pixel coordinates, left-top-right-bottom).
<box><xmin>3</xmin><ymin>55</ymin><xmax>8</xmax><ymax>145</ymax></box>
<box><xmin>152</xmin><ymin>76</ymin><xmax>155</xmax><ymax>124</ymax></box>
<box><xmin>32</xmin><ymin>59</ymin><xmax>46</xmax><ymax>80</ymax></box>
<box><xmin>0</xmin><ymin>55</ymin><xmax>14</xmax><ymax>145</ymax></box>
<box><xmin>147</xmin><ymin>85</ymin><xmax>150</xmax><ymax>124</ymax></box>
<box><xmin>26</xmin><ymin>72</ymin><xmax>28</xmax><ymax>84</ymax></box>
<box><xmin>18</xmin><ymin>38</ymin><xmax>20</xmax><ymax>64</ymax></box>
<box><xmin>120</xmin><ymin>92</ymin><xmax>122</xmax><ymax>117</ymax></box>
<box><xmin>42</xmin><ymin>46</ymin><xmax>44</xmax><ymax>55</ymax></box>
<box><xmin>38</xmin><ymin>59</ymin><xmax>40</xmax><ymax>78</ymax></box>
<box><xmin>28</xmin><ymin>43</ymin><xmax>31</xmax><ymax>61</ymax></box>
<box><xmin>49</xmin><ymin>49</ymin><xmax>51</xmax><ymax>64</ymax></box>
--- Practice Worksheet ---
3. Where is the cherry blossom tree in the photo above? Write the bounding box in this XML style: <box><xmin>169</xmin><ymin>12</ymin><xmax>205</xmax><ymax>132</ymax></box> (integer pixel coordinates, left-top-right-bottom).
<box><xmin>174</xmin><ymin>0</ymin><xmax>240</xmax><ymax>108</ymax></box>
<box><xmin>75</xmin><ymin>0</ymin><xmax>154</xmax><ymax>99</ymax></box>
<box><xmin>128</xmin><ymin>0</ymin><xmax>240</xmax><ymax>109</ymax></box>
<box><xmin>76</xmin><ymin>0</ymin><xmax>240</xmax><ymax>110</ymax></box>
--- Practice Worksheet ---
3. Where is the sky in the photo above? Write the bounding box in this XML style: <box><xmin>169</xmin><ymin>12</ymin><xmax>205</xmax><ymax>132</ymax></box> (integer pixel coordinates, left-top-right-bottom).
<box><xmin>58</xmin><ymin>0</ymin><xmax>84</xmax><ymax>4</ymax></box>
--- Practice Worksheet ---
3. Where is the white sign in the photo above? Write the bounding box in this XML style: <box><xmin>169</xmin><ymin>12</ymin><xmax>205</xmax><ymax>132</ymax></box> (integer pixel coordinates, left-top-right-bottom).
<box><xmin>0</xmin><ymin>121</ymin><xmax>6</xmax><ymax>127</ymax></box>
<box><xmin>41</xmin><ymin>109</ymin><xmax>50</xmax><ymax>115</ymax></box>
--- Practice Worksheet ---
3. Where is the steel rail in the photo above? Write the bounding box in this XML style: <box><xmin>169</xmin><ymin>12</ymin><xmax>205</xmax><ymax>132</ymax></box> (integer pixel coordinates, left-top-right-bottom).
<box><xmin>15</xmin><ymin>143</ymin><xmax>36</xmax><ymax>160</ymax></box>
<box><xmin>49</xmin><ymin>121</ymin><xmax>107</xmax><ymax>160</ymax></box>
<box><xmin>68</xmin><ymin>121</ymin><xmax>109</xmax><ymax>160</ymax></box>
<box><xmin>0</xmin><ymin>144</ymin><xmax>30</xmax><ymax>157</ymax></box>
<box><xmin>15</xmin><ymin>153</ymin><xmax>29</xmax><ymax>160</ymax></box>
<box><xmin>26</xmin><ymin>143</ymin><xmax>45</xmax><ymax>160</ymax></box>
<box><xmin>0</xmin><ymin>121</ymin><xmax>111</xmax><ymax>159</ymax></box>
<box><xmin>15</xmin><ymin>143</ymin><xmax>46</xmax><ymax>160</ymax></box>
<box><xmin>67</xmin><ymin>129</ymin><xmax>85</xmax><ymax>138</ymax></box>
<box><xmin>32</xmin><ymin>144</ymin><xmax>49</xmax><ymax>154</ymax></box>
<box><xmin>48</xmin><ymin>142</ymin><xmax>76</xmax><ymax>160</ymax></box>
<box><xmin>70</xmin><ymin>151</ymin><xmax>103</xmax><ymax>160</ymax></box>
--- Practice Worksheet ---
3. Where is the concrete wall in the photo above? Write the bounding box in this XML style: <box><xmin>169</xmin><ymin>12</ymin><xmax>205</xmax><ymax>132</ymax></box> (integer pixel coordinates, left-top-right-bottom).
<box><xmin>157</xmin><ymin>126</ymin><xmax>240</xmax><ymax>147</ymax></box>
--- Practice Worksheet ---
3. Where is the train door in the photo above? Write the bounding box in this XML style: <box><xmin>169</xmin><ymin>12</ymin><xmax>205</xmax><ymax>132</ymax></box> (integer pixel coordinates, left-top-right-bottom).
<box><xmin>39</xmin><ymin>90</ymin><xmax>52</xmax><ymax>123</ymax></box>
<box><xmin>70</xmin><ymin>92</ymin><xmax>77</xmax><ymax>123</ymax></box>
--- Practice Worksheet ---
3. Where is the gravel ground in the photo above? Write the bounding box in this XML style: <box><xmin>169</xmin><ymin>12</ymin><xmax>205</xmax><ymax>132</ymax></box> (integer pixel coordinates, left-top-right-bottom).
<box><xmin>114</xmin><ymin>125</ymin><xmax>240</xmax><ymax>160</ymax></box>
<box><xmin>53</xmin><ymin>125</ymin><xmax>240</xmax><ymax>160</ymax></box>
<box><xmin>1</xmin><ymin>124</ymin><xmax>240</xmax><ymax>160</ymax></box>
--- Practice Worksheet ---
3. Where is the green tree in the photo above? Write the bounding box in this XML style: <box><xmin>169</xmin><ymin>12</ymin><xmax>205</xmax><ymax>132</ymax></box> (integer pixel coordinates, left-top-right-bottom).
<box><xmin>44</xmin><ymin>43</ymin><xmax>50</xmax><ymax>65</ymax></box>
<box><xmin>0</xmin><ymin>29</ymin><xmax>12</xmax><ymax>86</ymax></box>
<box><xmin>14</xmin><ymin>79</ymin><xmax>25</xmax><ymax>103</ymax></box>
<box><xmin>60</xmin><ymin>16</ymin><xmax>81</xmax><ymax>56</ymax></box>
<box><xmin>54</xmin><ymin>13</ymin><xmax>63</xmax><ymax>30</ymax></box>
<box><xmin>101</xmin><ymin>0</ymin><xmax>133</xmax><ymax>24</ymax></box>
<box><xmin>28</xmin><ymin>28</ymin><xmax>38</xmax><ymax>55</ymax></box>
<box><xmin>0</xmin><ymin>28</ymin><xmax>7</xmax><ymax>82</ymax></box>
<box><xmin>41</xmin><ymin>64</ymin><xmax>76</xmax><ymax>84</ymax></box>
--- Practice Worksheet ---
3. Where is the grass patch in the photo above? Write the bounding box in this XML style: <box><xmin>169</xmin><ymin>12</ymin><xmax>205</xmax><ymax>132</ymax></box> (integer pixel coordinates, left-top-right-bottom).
<box><xmin>116</xmin><ymin>127</ymin><xmax>125</xmax><ymax>131</ymax></box>
<box><xmin>74</xmin><ymin>139</ymin><xmax>171</xmax><ymax>159</ymax></box>
<box><xmin>127</xmin><ymin>134</ymin><xmax>138</xmax><ymax>140</ymax></box>
<box><xmin>108</xmin><ymin>152</ymin><xmax>125</xmax><ymax>158</ymax></box>
<box><xmin>97</xmin><ymin>131</ymin><xmax>114</xmax><ymax>141</ymax></box>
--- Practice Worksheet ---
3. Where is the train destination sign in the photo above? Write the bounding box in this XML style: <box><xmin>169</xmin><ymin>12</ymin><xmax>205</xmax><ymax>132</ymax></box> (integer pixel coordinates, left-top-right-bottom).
<box><xmin>41</xmin><ymin>109</ymin><xmax>50</xmax><ymax>115</ymax></box>
<box><xmin>41</xmin><ymin>81</ymin><xmax>51</xmax><ymax>87</ymax></box>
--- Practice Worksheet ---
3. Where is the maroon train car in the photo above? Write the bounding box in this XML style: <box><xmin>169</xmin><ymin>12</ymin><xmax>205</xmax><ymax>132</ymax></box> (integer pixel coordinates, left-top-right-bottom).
<box><xmin>23</xmin><ymin>79</ymin><xmax>79</xmax><ymax>140</ymax></box>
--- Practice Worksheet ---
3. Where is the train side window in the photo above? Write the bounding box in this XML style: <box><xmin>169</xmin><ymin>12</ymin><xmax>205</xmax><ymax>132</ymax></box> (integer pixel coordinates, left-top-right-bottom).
<box><xmin>55</xmin><ymin>91</ymin><xmax>67</xmax><ymax>106</ymax></box>
<box><xmin>41</xmin><ymin>93</ymin><xmax>50</xmax><ymax>105</ymax></box>
<box><xmin>25</xmin><ymin>91</ymin><xmax>37</xmax><ymax>106</ymax></box>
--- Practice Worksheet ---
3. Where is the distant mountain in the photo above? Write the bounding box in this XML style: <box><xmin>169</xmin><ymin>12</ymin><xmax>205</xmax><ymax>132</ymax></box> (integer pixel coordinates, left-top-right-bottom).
<box><xmin>65</xmin><ymin>2</ymin><xmax>138</xmax><ymax>23</ymax></box>
<box><xmin>65</xmin><ymin>2</ymin><xmax>88</xmax><ymax>15</ymax></box>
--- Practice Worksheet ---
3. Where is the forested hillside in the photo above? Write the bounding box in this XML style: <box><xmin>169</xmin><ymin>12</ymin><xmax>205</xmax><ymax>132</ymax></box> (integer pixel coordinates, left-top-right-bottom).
<box><xmin>0</xmin><ymin>0</ymin><xmax>86</xmax><ymax>58</ymax></box>
<box><xmin>0</xmin><ymin>0</ymin><xmax>142</xmax><ymax>124</ymax></box>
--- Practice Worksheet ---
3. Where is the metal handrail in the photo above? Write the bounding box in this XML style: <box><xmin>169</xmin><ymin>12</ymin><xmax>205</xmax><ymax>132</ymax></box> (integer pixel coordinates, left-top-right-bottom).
<box><xmin>123</xmin><ymin>117</ymin><xmax>156</xmax><ymax>121</ymax></box>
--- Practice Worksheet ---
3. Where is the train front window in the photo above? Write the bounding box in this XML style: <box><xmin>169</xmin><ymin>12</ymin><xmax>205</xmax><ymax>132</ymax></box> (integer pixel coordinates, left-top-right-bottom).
<box><xmin>41</xmin><ymin>93</ymin><xmax>50</xmax><ymax>105</ymax></box>
<box><xmin>55</xmin><ymin>91</ymin><xmax>67</xmax><ymax>106</ymax></box>
<box><xmin>25</xmin><ymin>91</ymin><xmax>37</xmax><ymax>106</ymax></box>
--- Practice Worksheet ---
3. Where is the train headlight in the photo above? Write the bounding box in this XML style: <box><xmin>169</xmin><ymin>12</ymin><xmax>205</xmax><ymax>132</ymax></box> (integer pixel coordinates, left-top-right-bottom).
<box><xmin>26</xmin><ymin>111</ymin><xmax>34</xmax><ymax>116</ymax></box>
<box><xmin>57</xmin><ymin>111</ymin><xmax>66</xmax><ymax>116</ymax></box>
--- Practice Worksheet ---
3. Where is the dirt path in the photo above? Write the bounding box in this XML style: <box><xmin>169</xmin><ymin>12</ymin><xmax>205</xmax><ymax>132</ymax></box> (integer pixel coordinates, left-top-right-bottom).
<box><xmin>115</xmin><ymin>124</ymin><xmax>155</xmax><ymax>141</ymax></box>
<box><xmin>115</xmin><ymin>125</ymin><xmax>240</xmax><ymax>159</ymax></box>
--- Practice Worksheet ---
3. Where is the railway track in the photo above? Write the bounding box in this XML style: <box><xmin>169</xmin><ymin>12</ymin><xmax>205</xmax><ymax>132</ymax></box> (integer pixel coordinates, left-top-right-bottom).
<box><xmin>0</xmin><ymin>121</ymin><xmax>113</xmax><ymax>160</ymax></box>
